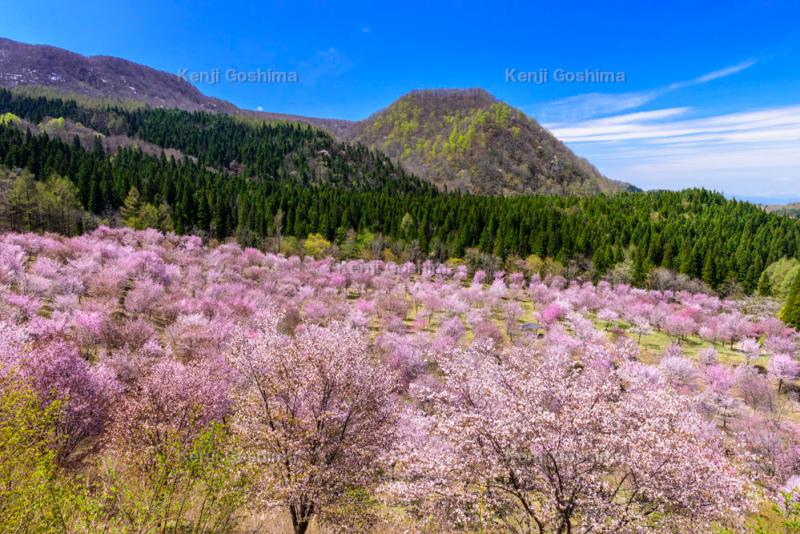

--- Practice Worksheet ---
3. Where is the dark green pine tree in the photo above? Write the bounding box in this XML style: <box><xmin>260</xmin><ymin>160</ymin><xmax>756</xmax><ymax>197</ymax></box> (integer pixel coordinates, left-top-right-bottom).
<box><xmin>631</xmin><ymin>246</ymin><xmax>650</xmax><ymax>287</ymax></box>
<box><xmin>702</xmin><ymin>250</ymin><xmax>717</xmax><ymax>288</ymax></box>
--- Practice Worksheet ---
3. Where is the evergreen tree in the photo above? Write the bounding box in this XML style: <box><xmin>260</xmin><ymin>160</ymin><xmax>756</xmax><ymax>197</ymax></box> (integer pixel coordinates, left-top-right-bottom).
<box><xmin>1</xmin><ymin>88</ymin><xmax>800</xmax><ymax>295</ymax></box>
<box><xmin>780</xmin><ymin>272</ymin><xmax>800</xmax><ymax>328</ymax></box>
<box><xmin>121</xmin><ymin>186</ymin><xmax>141</xmax><ymax>228</ymax></box>
<box><xmin>137</xmin><ymin>203</ymin><xmax>160</xmax><ymax>230</ymax></box>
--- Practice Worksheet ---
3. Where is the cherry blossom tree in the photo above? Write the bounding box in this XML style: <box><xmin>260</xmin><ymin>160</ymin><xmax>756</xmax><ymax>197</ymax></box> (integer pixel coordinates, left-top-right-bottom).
<box><xmin>659</xmin><ymin>351</ymin><xmax>698</xmax><ymax>393</ymax></box>
<box><xmin>473</xmin><ymin>319</ymin><xmax>504</xmax><ymax>346</ymax></box>
<box><xmin>7</xmin><ymin>339</ymin><xmax>121</xmax><ymax>460</ymax></box>
<box><xmin>736</xmin><ymin>413</ymin><xmax>800</xmax><ymax>490</ymax></box>
<box><xmin>538</xmin><ymin>302</ymin><xmax>564</xmax><ymax>327</ymax></box>
<box><xmin>765</xmin><ymin>334</ymin><xmax>797</xmax><ymax>356</ymax></box>
<box><xmin>597</xmin><ymin>308</ymin><xmax>618</xmax><ymax>330</ymax></box>
<box><xmin>110</xmin><ymin>357</ymin><xmax>231</xmax><ymax>459</ymax></box>
<box><xmin>389</xmin><ymin>343</ymin><xmax>750</xmax><ymax>532</ymax></box>
<box><xmin>502</xmin><ymin>301</ymin><xmax>524</xmax><ymax>341</ymax></box>
<box><xmin>664</xmin><ymin>312</ymin><xmax>696</xmax><ymax>341</ymax></box>
<box><xmin>228</xmin><ymin>318</ymin><xmax>397</xmax><ymax>534</ymax></box>
<box><xmin>768</xmin><ymin>354</ymin><xmax>800</xmax><ymax>393</ymax></box>
<box><xmin>736</xmin><ymin>366</ymin><xmax>776</xmax><ymax>411</ymax></box>
<box><xmin>698</xmin><ymin>346</ymin><xmax>719</xmax><ymax>366</ymax></box>
<box><xmin>702</xmin><ymin>364</ymin><xmax>738</xmax><ymax>429</ymax></box>
<box><xmin>737</xmin><ymin>338</ymin><xmax>762</xmax><ymax>366</ymax></box>
<box><xmin>630</xmin><ymin>315</ymin><xmax>651</xmax><ymax>343</ymax></box>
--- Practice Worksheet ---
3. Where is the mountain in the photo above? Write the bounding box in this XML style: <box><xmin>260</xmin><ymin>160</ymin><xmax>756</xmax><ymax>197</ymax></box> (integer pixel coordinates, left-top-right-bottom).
<box><xmin>765</xmin><ymin>202</ymin><xmax>800</xmax><ymax>218</ymax></box>
<box><xmin>0</xmin><ymin>37</ymin><xmax>351</xmax><ymax>134</ymax></box>
<box><xmin>0</xmin><ymin>37</ymin><xmax>241</xmax><ymax>112</ymax></box>
<box><xmin>0</xmin><ymin>38</ymin><xmax>635</xmax><ymax>194</ymax></box>
<box><xmin>345</xmin><ymin>89</ymin><xmax>635</xmax><ymax>195</ymax></box>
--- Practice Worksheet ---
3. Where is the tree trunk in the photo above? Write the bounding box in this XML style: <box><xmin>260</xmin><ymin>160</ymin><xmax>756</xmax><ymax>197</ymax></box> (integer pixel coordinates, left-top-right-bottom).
<box><xmin>290</xmin><ymin>504</ymin><xmax>312</xmax><ymax>534</ymax></box>
<box><xmin>293</xmin><ymin>519</ymin><xmax>309</xmax><ymax>534</ymax></box>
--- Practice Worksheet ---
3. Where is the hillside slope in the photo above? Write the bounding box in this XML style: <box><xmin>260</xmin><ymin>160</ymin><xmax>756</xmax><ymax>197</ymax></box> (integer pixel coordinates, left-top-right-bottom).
<box><xmin>346</xmin><ymin>89</ymin><xmax>635</xmax><ymax>195</ymax></box>
<box><xmin>0</xmin><ymin>37</ymin><xmax>351</xmax><ymax>133</ymax></box>
<box><xmin>0</xmin><ymin>38</ymin><xmax>635</xmax><ymax>195</ymax></box>
<box><xmin>0</xmin><ymin>37</ymin><xmax>239</xmax><ymax>112</ymax></box>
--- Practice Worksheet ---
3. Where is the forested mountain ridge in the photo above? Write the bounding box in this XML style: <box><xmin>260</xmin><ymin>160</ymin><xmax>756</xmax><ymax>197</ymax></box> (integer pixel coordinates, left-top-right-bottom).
<box><xmin>0</xmin><ymin>37</ymin><xmax>352</xmax><ymax>134</ymax></box>
<box><xmin>0</xmin><ymin>101</ymin><xmax>798</xmax><ymax>295</ymax></box>
<box><xmin>0</xmin><ymin>88</ymin><xmax>425</xmax><ymax>192</ymax></box>
<box><xmin>346</xmin><ymin>88</ymin><xmax>637</xmax><ymax>195</ymax></box>
<box><xmin>0</xmin><ymin>38</ymin><xmax>636</xmax><ymax>194</ymax></box>
<box><xmin>0</xmin><ymin>37</ymin><xmax>237</xmax><ymax>113</ymax></box>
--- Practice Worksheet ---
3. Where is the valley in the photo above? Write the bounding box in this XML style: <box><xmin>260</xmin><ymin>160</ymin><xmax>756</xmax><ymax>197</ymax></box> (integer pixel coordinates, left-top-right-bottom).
<box><xmin>1</xmin><ymin>18</ymin><xmax>799</xmax><ymax>532</ymax></box>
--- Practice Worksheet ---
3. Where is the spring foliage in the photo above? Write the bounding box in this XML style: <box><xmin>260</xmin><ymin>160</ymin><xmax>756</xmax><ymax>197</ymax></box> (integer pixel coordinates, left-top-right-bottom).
<box><xmin>1</xmin><ymin>88</ymin><xmax>800</xmax><ymax>293</ymax></box>
<box><xmin>0</xmin><ymin>227</ymin><xmax>796</xmax><ymax>531</ymax></box>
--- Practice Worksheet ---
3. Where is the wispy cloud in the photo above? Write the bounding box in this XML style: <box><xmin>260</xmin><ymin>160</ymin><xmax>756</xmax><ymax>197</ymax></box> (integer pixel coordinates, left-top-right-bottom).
<box><xmin>536</xmin><ymin>59</ymin><xmax>757</xmax><ymax>122</ymax></box>
<box><xmin>670</xmin><ymin>59</ymin><xmax>756</xmax><ymax>88</ymax></box>
<box><xmin>528</xmin><ymin>58</ymin><xmax>800</xmax><ymax>197</ymax></box>
<box><xmin>544</xmin><ymin>104</ymin><xmax>800</xmax><ymax>197</ymax></box>
<box><xmin>536</xmin><ymin>91</ymin><xmax>659</xmax><ymax>123</ymax></box>
<box><xmin>547</xmin><ymin>104</ymin><xmax>800</xmax><ymax>144</ymax></box>
<box><xmin>295</xmin><ymin>47</ymin><xmax>354</xmax><ymax>85</ymax></box>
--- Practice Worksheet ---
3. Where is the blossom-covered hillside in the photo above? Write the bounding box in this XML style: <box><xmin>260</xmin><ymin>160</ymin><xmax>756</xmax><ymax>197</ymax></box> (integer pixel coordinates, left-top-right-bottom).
<box><xmin>1</xmin><ymin>227</ymin><xmax>799</xmax><ymax>532</ymax></box>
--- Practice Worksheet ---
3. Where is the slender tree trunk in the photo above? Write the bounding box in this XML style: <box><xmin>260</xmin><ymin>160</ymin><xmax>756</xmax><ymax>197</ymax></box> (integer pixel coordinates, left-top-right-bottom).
<box><xmin>292</xmin><ymin>517</ymin><xmax>308</xmax><ymax>534</ymax></box>
<box><xmin>293</xmin><ymin>519</ymin><xmax>309</xmax><ymax>534</ymax></box>
<box><xmin>290</xmin><ymin>505</ymin><xmax>311</xmax><ymax>534</ymax></box>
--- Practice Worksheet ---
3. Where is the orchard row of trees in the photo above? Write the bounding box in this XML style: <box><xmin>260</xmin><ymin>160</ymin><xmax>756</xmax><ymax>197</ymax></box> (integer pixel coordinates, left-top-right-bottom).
<box><xmin>4</xmin><ymin>227</ymin><xmax>798</xmax><ymax>532</ymax></box>
<box><xmin>1</xmin><ymin>89</ymin><xmax>800</xmax><ymax>294</ymax></box>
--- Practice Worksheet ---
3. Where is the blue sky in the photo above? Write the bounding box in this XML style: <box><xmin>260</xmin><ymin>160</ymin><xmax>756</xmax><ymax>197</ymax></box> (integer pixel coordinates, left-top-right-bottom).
<box><xmin>2</xmin><ymin>0</ymin><xmax>799</xmax><ymax>199</ymax></box>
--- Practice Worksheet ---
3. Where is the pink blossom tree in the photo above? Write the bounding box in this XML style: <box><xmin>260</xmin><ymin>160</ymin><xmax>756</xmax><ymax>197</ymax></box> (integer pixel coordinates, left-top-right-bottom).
<box><xmin>702</xmin><ymin>364</ymin><xmax>738</xmax><ymax>429</ymax></box>
<box><xmin>110</xmin><ymin>357</ymin><xmax>231</xmax><ymax>456</ymax></box>
<box><xmin>664</xmin><ymin>312</ymin><xmax>696</xmax><ymax>341</ymax></box>
<box><xmin>228</xmin><ymin>319</ymin><xmax>397</xmax><ymax>534</ymax></box>
<box><xmin>473</xmin><ymin>319</ymin><xmax>504</xmax><ymax>346</ymax></box>
<box><xmin>389</xmin><ymin>343</ymin><xmax>749</xmax><ymax>532</ymax></box>
<box><xmin>737</xmin><ymin>338</ymin><xmax>762</xmax><ymax>366</ymax></box>
<box><xmin>538</xmin><ymin>302</ymin><xmax>564</xmax><ymax>327</ymax></box>
<box><xmin>736</xmin><ymin>366</ymin><xmax>776</xmax><ymax>411</ymax></box>
<box><xmin>9</xmin><ymin>339</ymin><xmax>121</xmax><ymax>460</ymax></box>
<box><xmin>502</xmin><ymin>301</ymin><xmax>524</xmax><ymax>341</ymax></box>
<box><xmin>631</xmin><ymin>315</ymin><xmax>651</xmax><ymax>343</ymax></box>
<box><xmin>597</xmin><ymin>308</ymin><xmax>618</xmax><ymax>330</ymax></box>
<box><xmin>768</xmin><ymin>354</ymin><xmax>800</xmax><ymax>393</ymax></box>
<box><xmin>659</xmin><ymin>349</ymin><xmax>698</xmax><ymax>393</ymax></box>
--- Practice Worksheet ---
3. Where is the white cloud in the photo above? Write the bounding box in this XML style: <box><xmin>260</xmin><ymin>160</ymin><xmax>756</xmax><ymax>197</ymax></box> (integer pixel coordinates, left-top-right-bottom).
<box><xmin>536</xmin><ymin>59</ymin><xmax>757</xmax><ymax>122</ymax></box>
<box><xmin>295</xmin><ymin>47</ymin><xmax>354</xmax><ymax>85</ymax></box>
<box><xmin>535</xmin><ymin>91</ymin><xmax>659</xmax><ymax>122</ymax></box>
<box><xmin>544</xmin><ymin>104</ymin><xmax>800</xmax><ymax>197</ymax></box>
<box><xmin>547</xmin><ymin>105</ymin><xmax>800</xmax><ymax>144</ymax></box>
<box><xmin>583</xmin><ymin>107</ymin><xmax>692</xmax><ymax>125</ymax></box>
<box><xmin>675</xmin><ymin>59</ymin><xmax>757</xmax><ymax>86</ymax></box>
